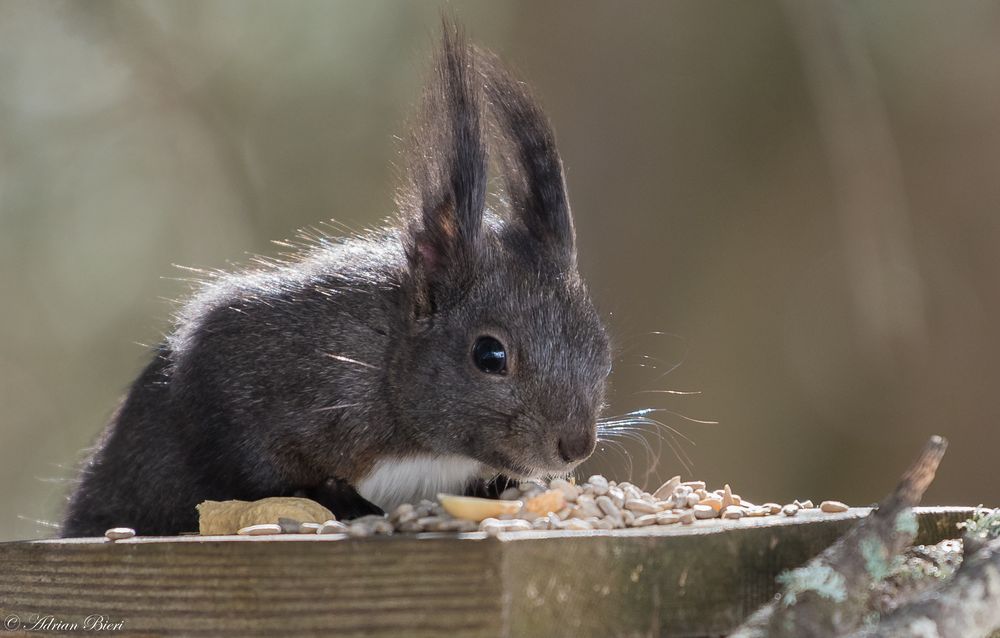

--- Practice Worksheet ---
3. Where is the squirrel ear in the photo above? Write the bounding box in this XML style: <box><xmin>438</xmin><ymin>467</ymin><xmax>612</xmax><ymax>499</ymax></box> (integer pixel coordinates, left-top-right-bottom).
<box><xmin>397</xmin><ymin>21</ymin><xmax>487</xmax><ymax>313</ymax></box>
<box><xmin>479</xmin><ymin>49</ymin><xmax>576</xmax><ymax>264</ymax></box>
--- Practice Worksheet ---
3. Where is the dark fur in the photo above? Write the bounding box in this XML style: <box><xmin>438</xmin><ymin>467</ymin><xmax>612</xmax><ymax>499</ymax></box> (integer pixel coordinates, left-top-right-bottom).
<box><xmin>62</xmin><ymin>24</ymin><xmax>611</xmax><ymax>536</ymax></box>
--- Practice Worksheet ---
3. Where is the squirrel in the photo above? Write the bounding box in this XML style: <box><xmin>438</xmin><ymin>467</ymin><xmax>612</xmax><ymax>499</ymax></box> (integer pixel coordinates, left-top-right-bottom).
<box><xmin>61</xmin><ymin>22</ymin><xmax>612</xmax><ymax>537</ymax></box>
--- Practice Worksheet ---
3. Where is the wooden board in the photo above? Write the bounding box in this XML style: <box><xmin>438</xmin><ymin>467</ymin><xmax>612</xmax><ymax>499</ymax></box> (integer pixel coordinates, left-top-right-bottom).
<box><xmin>0</xmin><ymin>507</ymin><xmax>974</xmax><ymax>637</ymax></box>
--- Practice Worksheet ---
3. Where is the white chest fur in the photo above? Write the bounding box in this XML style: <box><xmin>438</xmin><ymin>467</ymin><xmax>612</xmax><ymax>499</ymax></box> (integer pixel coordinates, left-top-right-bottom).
<box><xmin>356</xmin><ymin>455</ymin><xmax>485</xmax><ymax>512</ymax></box>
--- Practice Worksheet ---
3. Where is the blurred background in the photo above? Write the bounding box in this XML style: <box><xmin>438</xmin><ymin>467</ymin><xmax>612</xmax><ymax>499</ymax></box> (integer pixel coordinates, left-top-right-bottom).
<box><xmin>1</xmin><ymin>1</ymin><xmax>998</xmax><ymax>541</ymax></box>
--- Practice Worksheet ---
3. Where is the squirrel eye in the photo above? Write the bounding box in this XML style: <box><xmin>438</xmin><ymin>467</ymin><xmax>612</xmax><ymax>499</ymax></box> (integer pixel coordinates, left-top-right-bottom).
<box><xmin>472</xmin><ymin>336</ymin><xmax>508</xmax><ymax>375</ymax></box>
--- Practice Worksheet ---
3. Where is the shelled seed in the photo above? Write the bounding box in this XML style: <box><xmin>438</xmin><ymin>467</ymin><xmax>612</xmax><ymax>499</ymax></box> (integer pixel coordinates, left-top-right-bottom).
<box><xmin>561</xmin><ymin>518</ymin><xmax>593</xmax><ymax>531</ymax></box>
<box><xmin>653</xmin><ymin>475</ymin><xmax>681</xmax><ymax>500</ymax></box>
<box><xmin>390</xmin><ymin>503</ymin><xmax>416</xmax><ymax>524</ymax></box>
<box><xmin>694</xmin><ymin>504</ymin><xmax>718</xmax><ymax>519</ymax></box>
<box><xmin>318</xmin><ymin>521</ymin><xmax>347</xmax><ymax>535</ymax></box>
<box><xmin>550</xmin><ymin>478</ymin><xmax>580</xmax><ymax>502</ymax></box>
<box><xmin>438</xmin><ymin>494</ymin><xmax>522</xmax><ymax>522</ymax></box>
<box><xmin>596</xmin><ymin>495</ymin><xmax>622</xmax><ymax>519</ymax></box>
<box><xmin>722</xmin><ymin>507</ymin><xmax>744</xmax><ymax>520</ymax></box>
<box><xmin>104</xmin><ymin>527</ymin><xmax>135</xmax><ymax>541</ymax></box>
<box><xmin>608</xmin><ymin>486</ymin><xmax>626</xmax><ymax>508</ymax></box>
<box><xmin>524</xmin><ymin>490</ymin><xmax>566</xmax><ymax>516</ymax></box>
<box><xmin>576</xmin><ymin>495</ymin><xmax>603</xmax><ymax>518</ymax></box>
<box><xmin>238</xmin><ymin>524</ymin><xmax>281</xmax><ymax>536</ymax></box>
<box><xmin>588</xmin><ymin>475</ymin><xmax>610</xmax><ymax>495</ymax></box>
<box><xmin>699</xmin><ymin>496</ymin><xmax>724</xmax><ymax>512</ymax></box>
<box><xmin>625</xmin><ymin>498</ymin><xmax>658</xmax><ymax>514</ymax></box>
<box><xmin>656</xmin><ymin>512</ymin><xmax>681</xmax><ymax>525</ymax></box>
<box><xmin>622</xmin><ymin>484</ymin><xmax>643</xmax><ymax>501</ymax></box>
<box><xmin>721</xmin><ymin>485</ymin><xmax>736</xmax><ymax>510</ymax></box>
<box><xmin>820</xmin><ymin>500</ymin><xmax>849</xmax><ymax>513</ymax></box>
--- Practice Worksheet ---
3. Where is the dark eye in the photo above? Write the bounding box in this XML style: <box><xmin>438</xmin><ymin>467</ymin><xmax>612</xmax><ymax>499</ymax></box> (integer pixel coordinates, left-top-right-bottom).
<box><xmin>472</xmin><ymin>336</ymin><xmax>508</xmax><ymax>375</ymax></box>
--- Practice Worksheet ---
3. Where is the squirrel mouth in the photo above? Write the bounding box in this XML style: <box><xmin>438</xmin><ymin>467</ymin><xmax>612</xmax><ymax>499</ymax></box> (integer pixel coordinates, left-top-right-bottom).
<box><xmin>483</xmin><ymin>451</ymin><xmax>573</xmax><ymax>482</ymax></box>
<box><xmin>483</xmin><ymin>451</ymin><xmax>544</xmax><ymax>481</ymax></box>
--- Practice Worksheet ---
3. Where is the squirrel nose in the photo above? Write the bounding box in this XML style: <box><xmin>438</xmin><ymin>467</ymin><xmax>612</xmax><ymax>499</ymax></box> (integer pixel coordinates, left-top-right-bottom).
<box><xmin>557</xmin><ymin>429</ymin><xmax>596</xmax><ymax>464</ymax></box>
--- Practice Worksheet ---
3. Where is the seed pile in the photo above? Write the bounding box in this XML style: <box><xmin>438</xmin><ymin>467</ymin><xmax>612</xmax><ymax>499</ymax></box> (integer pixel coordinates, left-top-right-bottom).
<box><xmin>100</xmin><ymin>475</ymin><xmax>852</xmax><ymax>540</ymax></box>
<box><xmin>258</xmin><ymin>475</ymin><xmax>847</xmax><ymax>538</ymax></box>
<box><xmin>425</xmin><ymin>475</ymin><xmax>850</xmax><ymax>537</ymax></box>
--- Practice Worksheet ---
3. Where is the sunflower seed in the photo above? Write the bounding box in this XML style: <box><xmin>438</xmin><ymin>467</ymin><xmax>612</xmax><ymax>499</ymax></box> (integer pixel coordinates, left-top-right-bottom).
<box><xmin>653</xmin><ymin>475</ymin><xmax>682</xmax><ymax>499</ymax></box>
<box><xmin>608</xmin><ymin>486</ymin><xmax>626</xmax><ymax>508</ymax></box>
<box><xmin>560</xmin><ymin>518</ymin><xmax>593</xmax><ymax>531</ymax></box>
<box><xmin>721</xmin><ymin>485</ymin><xmax>736</xmax><ymax>510</ymax></box>
<box><xmin>625</xmin><ymin>498</ymin><xmax>659</xmax><ymax>514</ymax></box>
<box><xmin>238</xmin><ymin>524</ymin><xmax>281</xmax><ymax>536</ymax></box>
<box><xmin>550</xmin><ymin>478</ymin><xmax>580</xmax><ymax>502</ymax></box>
<box><xmin>324</xmin><ymin>521</ymin><xmax>347</xmax><ymax>534</ymax></box>
<box><xmin>694</xmin><ymin>504</ymin><xmax>718</xmax><ymax>519</ymax></box>
<box><xmin>820</xmin><ymin>500</ymin><xmax>849</xmax><ymax>513</ymax></box>
<box><xmin>656</xmin><ymin>512</ymin><xmax>681</xmax><ymax>525</ymax></box>
<box><xmin>588</xmin><ymin>475</ymin><xmax>610</xmax><ymax>495</ymax></box>
<box><xmin>104</xmin><ymin>527</ymin><xmax>136</xmax><ymax>541</ymax></box>
<box><xmin>596</xmin><ymin>495</ymin><xmax>622</xmax><ymax>519</ymax></box>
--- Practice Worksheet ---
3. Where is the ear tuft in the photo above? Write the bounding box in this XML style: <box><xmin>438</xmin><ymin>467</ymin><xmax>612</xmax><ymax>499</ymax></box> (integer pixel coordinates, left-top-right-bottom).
<box><xmin>397</xmin><ymin>20</ymin><xmax>488</xmax><ymax>307</ymax></box>
<box><xmin>477</xmin><ymin>48</ymin><xmax>576</xmax><ymax>263</ymax></box>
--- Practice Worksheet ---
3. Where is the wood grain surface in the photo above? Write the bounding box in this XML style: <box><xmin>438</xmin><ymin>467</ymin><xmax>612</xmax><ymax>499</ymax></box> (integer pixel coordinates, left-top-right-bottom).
<box><xmin>0</xmin><ymin>507</ymin><xmax>974</xmax><ymax>637</ymax></box>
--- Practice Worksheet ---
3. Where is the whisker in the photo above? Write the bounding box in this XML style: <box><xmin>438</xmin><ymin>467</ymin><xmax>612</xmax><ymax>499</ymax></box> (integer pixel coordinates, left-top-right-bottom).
<box><xmin>597</xmin><ymin>410</ymin><xmax>698</xmax><ymax>476</ymax></box>
<box><xmin>635</xmin><ymin>389</ymin><xmax>702</xmax><ymax>396</ymax></box>
<box><xmin>319</xmin><ymin>351</ymin><xmax>379</xmax><ymax>370</ymax></box>
<box><xmin>648</xmin><ymin>358</ymin><xmax>686</xmax><ymax>382</ymax></box>
<box><xmin>17</xmin><ymin>515</ymin><xmax>60</xmax><ymax>530</ymax></box>
<box><xmin>594</xmin><ymin>437</ymin><xmax>634</xmax><ymax>481</ymax></box>
<box><xmin>489</xmin><ymin>474</ymin><xmax>515</xmax><ymax>493</ymax></box>
<box><xmin>598</xmin><ymin>416</ymin><xmax>695</xmax><ymax>445</ymax></box>
<box><xmin>598</xmin><ymin>428</ymin><xmax>659</xmax><ymax>480</ymax></box>
<box><xmin>605</xmin><ymin>424</ymin><xmax>692</xmax><ymax>476</ymax></box>
<box><xmin>623</xmin><ymin>407</ymin><xmax>718</xmax><ymax>426</ymax></box>
<box><xmin>34</xmin><ymin>476</ymin><xmax>75</xmax><ymax>484</ymax></box>
<box><xmin>659</xmin><ymin>430</ymin><xmax>693</xmax><ymax>475</ymax></box>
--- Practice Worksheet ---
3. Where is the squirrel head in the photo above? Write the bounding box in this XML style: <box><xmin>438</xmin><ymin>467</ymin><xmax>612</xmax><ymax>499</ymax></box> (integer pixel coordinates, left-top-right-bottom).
<box><xmin>388</xmin><ymin>23</ymin><xmax>611</xmax><ymax>479</ymax></box>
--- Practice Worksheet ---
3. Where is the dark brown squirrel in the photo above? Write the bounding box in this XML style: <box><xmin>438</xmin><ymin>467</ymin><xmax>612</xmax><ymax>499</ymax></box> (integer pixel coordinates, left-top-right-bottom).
<box><xmin>61</xmin><ymin>23</ymin><xmax>612</xmax><ymax>537</ymax></box>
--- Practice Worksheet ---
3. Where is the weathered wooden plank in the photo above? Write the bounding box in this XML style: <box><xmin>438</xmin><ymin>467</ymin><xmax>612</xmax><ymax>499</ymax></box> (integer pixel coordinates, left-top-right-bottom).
<box><xmin>0</xmin><ymin>507</ymin><xmax>974</xmax><ymax>637</ymax></box>
<box><xmin>1</xmin><ymin>536</ymin><xmax>502</xmax><ymax>637</ymax></box>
